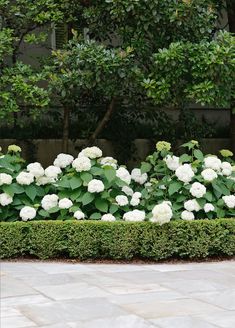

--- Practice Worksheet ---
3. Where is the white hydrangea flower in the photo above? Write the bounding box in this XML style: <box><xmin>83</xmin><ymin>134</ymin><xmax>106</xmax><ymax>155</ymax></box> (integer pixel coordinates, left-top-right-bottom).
<box><xmin>79</xmin><ymin>146</ymin><xmax>102</xmax><ymax>159</ymax></box>
<box><xmin>16</xmin><ymin>172</ymin><xmax>34</xmax><ymax>185</ymax></box>
<box><xmin>116</xmin><ymin>167</ymin><xmax>131</xmax><ymax>185</ymax></box>
<box><xmin>58</xmin><ymin>198</ymin><xmax>73</xmax><ymax>209</ymax></box>
<box><xmin>130</xmin><ymin>197</ymin><xmax>140</xmax><ymax>206</ymax></box>
<box><xmin>151</xmin><ymin>201</ymin><xmax>173</xmax><ymax>225</ymax></box>
<box><xmin>181</xmin><ymin>210</ymin><xmax>194</xmax><ymax>221</ymax></box>
<box><xmin>0</xmin><ymin>173</ymin><xmax>12</xmax><ymax>186</ymax></box>
<box><xmin>221</xmin><ymin>162</ymin><xmax>232</xmax><ymax>176</ymax></box>
<box><xmin>74</xmin><ymin>210</ymin><xmax>85</xmax><ymax>220</ymax></box>
<box><xmin>100</xmin><ymin>157</ymin><xmax>117</xmax><ymax>169</ymax></box>
<box><xmin>175</xmin><ymin>164</ymin><xmax>194</xmax><ymax>183</ymax></box>
<box><xmin>123</xmin><ymin>210</ymin><xmax>145</xmax><ymax>222</ymax></box>
<box><xmin>222</xmin><ymin>195</ymin><xmax>235</xmax><ymax>209</ymax></box>
<box><xmin>133</xmin><ymin>192</ymin><xmax>142</xmax><ymax>199</ymax></box>
<box><xmin>144</xmin><ymin>182</ymin><xmax>152</xmax><ymax>189</ymax></box>
<box><xmin>0</xmin><ymin>193</ymin><xmax>13</xmax><ymax>206</ymax></box>
<box><xmin>72</xmin><ymin>157</ymin><xmax>91</xmax><ymax>172</ymax></box>
<box><xmin>44</xmin><ymin>166</ymin><xmax>62</xmax><ymax>179</ymax></box>
<box><xmin>131</xmin><ymin>168</ymin><xmax>148</xmax><ymax>185</ymax></box>
<box><xmin>122</xmin><ymin>186</ymin><xmax>134</xmax><ymax>196</ymax></box>
<box><xmin>184</xmin><ymin>199</ymin><xmax>201</xmax><ymax>212</ymax></box>
<box><xmin>54</xmin><ymin>153</ymin><xmax>74</xmax><ymax>168</ymax></box>
<box><xmin>164</xmin><ymin>155</ymin><xmax>180</xmax><ymax>171</ymax></box>
<box><xmin>27</xmin><ymin>162</ymin><xmax>44</xmax><ymax>178</ymax></box>
<box><xmin>201</xmin><ymin>168</ymin><xmax>218</xmax><ymax>182</ymax></box>
<box><xmin>204</xmin><ymin>156</ymin><xmax>221</xmax><ymax>171</ymax></box>
<box><xmin>190</xmin><ymin>182</ymin><xmax>206</xmax><ymax>198</ymax></box>
<box><xmin>115</xmin><ymin>195</ymin><xmax>129</xmax><ymax>206</ymax></box>
<box><xmin>101</xmin><ymin>214</ymin><xmax>116</xmax><ymax>221</ymax></box>
<box><xmin>204</xmin><ymin>203</ymin><xmax>215</xmax><ymax>213</ymax></box>
<box><xmin>36</xmin><ymin>176</ymin><xmax>55</xmax><ymax>186</ymax></box>
<box><xmin>88</xmin><ymin>179</ymin><xmax>105</xmax><ymax>193</ymax></box>
<box><xmin>20</xmin><ymin>206</ymin><xmax>37</xmax><ymax>221</ymax></box>
<box><xmin>41</xmin><ymin>194</ymin><xmax>59</xmax><ymax>211</ymax></box>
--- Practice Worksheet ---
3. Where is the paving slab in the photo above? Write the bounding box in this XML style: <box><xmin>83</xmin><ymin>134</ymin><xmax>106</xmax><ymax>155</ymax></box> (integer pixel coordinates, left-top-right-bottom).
<box><xmin>1</xmin><ymin>260</ymin><xmax>235</xmax><ymax>328</ymax></box>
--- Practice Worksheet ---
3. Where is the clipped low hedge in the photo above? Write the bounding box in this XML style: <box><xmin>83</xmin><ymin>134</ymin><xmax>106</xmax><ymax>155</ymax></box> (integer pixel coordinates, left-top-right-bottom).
<box><xmin>0</xmin><ymin>219</ymin><xmax>235</xmax><ymax>260</ymax></box>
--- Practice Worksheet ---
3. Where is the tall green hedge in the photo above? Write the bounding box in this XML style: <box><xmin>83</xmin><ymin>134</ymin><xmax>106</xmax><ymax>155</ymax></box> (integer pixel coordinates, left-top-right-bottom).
<box><xmin>0</xmin><ymin>219</ymin><xmax>235</xmax><ymax>260</ymax></box>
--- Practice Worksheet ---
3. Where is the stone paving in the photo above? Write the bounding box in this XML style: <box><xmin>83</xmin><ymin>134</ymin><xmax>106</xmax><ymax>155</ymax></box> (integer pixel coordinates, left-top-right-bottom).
<box><xmin>1</xmin><ymin>260</ymin><xmax>235</xmax><ymax>328</ymax></box>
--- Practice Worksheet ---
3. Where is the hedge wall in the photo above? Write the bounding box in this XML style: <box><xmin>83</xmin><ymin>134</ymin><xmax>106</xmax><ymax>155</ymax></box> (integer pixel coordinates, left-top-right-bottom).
<box><xmin>0</xmin><ymin>219</ymin><xmax>235</xmax><ymax>260</ymax></box>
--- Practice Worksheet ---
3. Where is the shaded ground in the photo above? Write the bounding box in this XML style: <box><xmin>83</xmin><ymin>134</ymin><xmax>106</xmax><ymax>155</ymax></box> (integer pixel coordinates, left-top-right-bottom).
<box><xmin>1</xmin><ymin>260</ymin><xmax>235</xmax><ymax>328</ymax></box>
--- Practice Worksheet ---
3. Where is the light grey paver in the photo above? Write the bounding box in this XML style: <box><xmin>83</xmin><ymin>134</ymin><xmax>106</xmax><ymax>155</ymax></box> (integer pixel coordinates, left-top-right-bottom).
<box><xmin>68</xmin><ymin>315</ymin><xmax>157</xmax><ymax>328</ymax></box>
<box><xmin>150</xmin><ymin>316</ymin><xmax>220</xmax><ymax>328</ymax></box>
<box><xmin>1</xmin><ymin>260</ymin><xmax>235</xmax><ymax>328</ymax></box>
<box><xmin>34</xmin><ymin>282</ymin><xmax>111</xmax><ymax>300</ymax></box>
<box><xmin>19</xmin><ymin>298</ymin><xmax>129</xmax><ymax>326</ymax></box>
<box><xmin>195</xmin><ymin>311</ymin><xmax>235</xmax><ymax>328</ymax></box>
<box><xmin>1</xmin><ymin>315</ymin><xmax>37</xmax><ymax>328</ymax></box>
<box><xmin>120</xmin><ymin>298</ymin><xmax>225</xmax><ymax>319</ymax></box>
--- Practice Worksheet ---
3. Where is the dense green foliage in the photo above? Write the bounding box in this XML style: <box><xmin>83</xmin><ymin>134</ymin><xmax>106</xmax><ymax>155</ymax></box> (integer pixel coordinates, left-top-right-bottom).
<box><xmin>0</xmin><ymin>0</ymin><xmax>234</xmax><ymax>146</ymax></box>
<box><xmin>0</xmin><ymin>219</ymin><xmax>234</xmax><ymax>259</ymax></box>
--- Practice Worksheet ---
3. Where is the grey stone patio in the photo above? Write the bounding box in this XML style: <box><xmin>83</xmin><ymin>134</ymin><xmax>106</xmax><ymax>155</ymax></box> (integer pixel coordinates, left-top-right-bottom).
<box><xmin>1</xmin><ymin>260</ymin><xmax>235</xmax><ymax>328</ymax></box>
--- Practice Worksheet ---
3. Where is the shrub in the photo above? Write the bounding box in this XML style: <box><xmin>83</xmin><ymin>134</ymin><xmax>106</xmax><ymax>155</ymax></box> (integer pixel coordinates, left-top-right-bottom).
<box><xmin>0</xmin><ymin>141</ymin><xmax>234</xmax><ymax>224</ymax></box>
<box><xmin>0</xmin><ymin>219</ymin><xmax>234</xmax><ymax>260</ymax></box>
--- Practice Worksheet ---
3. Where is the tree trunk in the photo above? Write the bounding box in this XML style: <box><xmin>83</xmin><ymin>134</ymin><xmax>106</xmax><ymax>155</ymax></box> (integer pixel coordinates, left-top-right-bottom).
<box><xmin>87</xmin><ymin>98</ymin><xmax>116</xmax><ymax>146</ymax></box>
<box><xmin>62</xmin><ymin>106</ymin><xmax>70</xmax><ymax>153</ymax></box>
<box><xmin>227</xmin><ymin>1</ymin><xmax>235</xmax><ymax>154</ymax></box>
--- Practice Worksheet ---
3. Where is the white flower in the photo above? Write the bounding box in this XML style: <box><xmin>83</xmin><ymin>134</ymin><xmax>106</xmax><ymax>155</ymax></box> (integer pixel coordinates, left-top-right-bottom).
<box><xmin>41</xmin><ymin>194</ymin><xmax>59</xmax><ymax>211</ymax></box>
<box><xmin>204</xmin><ymin>203</ymin><xmax>215</xmax><ymax>213</ymax></box>
<box><xmin>116</xmin><ymin>167</ymin><xmax>131</xmax><ymax>185</ymax></box>
<box><xmin>123</xmin><ymin>210</ymin><xmax>145</xmax><ymax>222</ymax></box>
<box><xmin>130</xmin><ymin>197</ymin><xmax>140</xmax><ymax>206</ymax></box>
<box><xmin>131</xmin><ymin>168</ymin><xmax>148</xmax><ymax>185</ymax></box>
<box><xmin>44</xmin><ymin>166</ymin><xmax>62</xmax><ymax>179</ymax></box>
<box><xmin>201</xmin><ymin>168</ymin><xmax>218</xmax><ymax>182</ymax></box>
<box><xmin>181</xmin><ymin>210</ymin><xmax>194</xmax><ymax>221</ymax></box>
<box><xmin>0</xmin><ymin>173</ymin><xmax>12</xmax><ymax>186</ymax></box>
<box><xmin>164</xmin><ymin>155</ymin><xmax>180</xmax><ymax>171</ymax></box>
<box><xmin>58</xmin><ymin>198</ymin><xmax>73</xmax><ymax>209</ymax></box>
<box><xmin>88</xmin><ymin>179</ymin><xmax>105</xmax><ymax>193</ymax></box>
<box><xmin>221</xmin><ymin>162</ymin><xmax>232</xmax><ymax>176</ymax></box>
<box><xmin>130</xmin><ymin>192</ymin><xmax>142</xmax><ymax>206</ymax></box>
<box><xmin>222</xmin><ymin>195</ymin><xmax>235</xmax><ymax>209</ymax></box>
<box><xmin>0</xmin><ymin>193</ymin><xmax>13</xmax><ymax>206</ymax></box>
<box><xmin>190</xmin><ymin>182</ymin><xmax>206</xmax><ymax>198</ymax></box>
<box><xmin>122</xmin><ymin>186</ymin><xmax>134</xmax><ymax>196</ymax></box>
<box><xmin>151</xmin><ymin>201</ymin><xmax>173</xmax><ymax>225</ymax></box>
<box><xmin>184</xmin><ymin>199</ymin><xmax>201</xmax><ymax>212</ymax></box>
<box><xmin>16</xmin><ymin>172</ymin><xmax>34</xmax><ymax>185</ymax></box>
<box><xmin>79</xmin><ymin>146</ymin><xmax>102</xmax><ymax>159</ymax></box>
<box><xmin>20</xmin><ymin>206</ymin><xmax>36</xmax><ymax>221</ymax></box>
<box><xmin>100</xmin><ymin>157</ymin><xmax>117</xmax><ymax>169</ymax></box>
<box><xmin>54</xmin><ymin>153</ymin><xmax>74</xmax><ymax>168</ymax></box>
<box><xmin>145</xmin><ymin>182</ymin><xmax>152</xmax><ymax>189</ymax></box>
<box><xmin>175</xmin><ymin>164</ymin><xmax>194</xmax><ymax>183</ymax></box>
<box><xmin>74</xmin><ymin>210</ymin><xmax>85</xmax><ymax>220</ymax></box>
<box><xmin>36</xmin><ymin>176</ymin><xmax>55</xmax><ymax>186</ymax></box>
<box><xmin>204</xmin><ymin>156</ymin><xmax>221</xmax><ymax>171</ymax></box>
<box><xmin>115</xmin><ymin>195</ymin><xmax>129</xmax><ymax>206</ymax></box>
<box><xmin>27</xmin><ymin>162</ymin><xmax>44</xmax><ymax>178</ymax></box>
<box><xmin>101</xmin><ymin>214</ymin><xmax>116</xmax><ymax>221</ymax></box>
<box><xmin>72</xmin><ymin>157</ymin><xmax>91</xmax><ymax>172</ymax></box>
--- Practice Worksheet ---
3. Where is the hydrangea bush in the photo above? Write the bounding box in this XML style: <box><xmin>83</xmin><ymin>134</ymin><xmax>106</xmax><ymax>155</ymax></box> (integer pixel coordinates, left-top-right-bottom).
<box><xmin>0</xmin><ymin>141</ymin><xmax>234</xmax><ymax>224</ymax></box>
<box><xmin>140</xmin><ymin>141</ymin><xmax>235</xmax><ymax>223</ymax></box>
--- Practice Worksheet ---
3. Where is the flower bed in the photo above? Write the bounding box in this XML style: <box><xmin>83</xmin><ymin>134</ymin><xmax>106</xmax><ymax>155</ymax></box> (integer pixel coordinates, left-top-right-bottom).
<box><xmin>0</xmin><ymin>140</ymin><xmax>234</xmax><ymax>223</ymax></box>
<box><xmin>0</xmin><ymin>219</ymin><xmax>234</xmax><ymax>260</ymax></box>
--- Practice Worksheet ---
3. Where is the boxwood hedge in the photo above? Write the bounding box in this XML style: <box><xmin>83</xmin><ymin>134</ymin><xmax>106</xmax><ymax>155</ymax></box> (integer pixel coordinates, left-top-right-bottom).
<box><xmin>0</xmin><ymin>219</ymin><xmax>234</xmax><ymax>260</ymax></box>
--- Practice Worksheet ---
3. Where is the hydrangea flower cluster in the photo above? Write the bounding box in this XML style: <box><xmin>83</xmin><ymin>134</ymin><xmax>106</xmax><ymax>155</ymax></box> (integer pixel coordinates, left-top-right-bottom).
<box><xmin>0</xmin><ymin>141</ymin><xmax>234</xmax><ymax>224</ymax></box>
